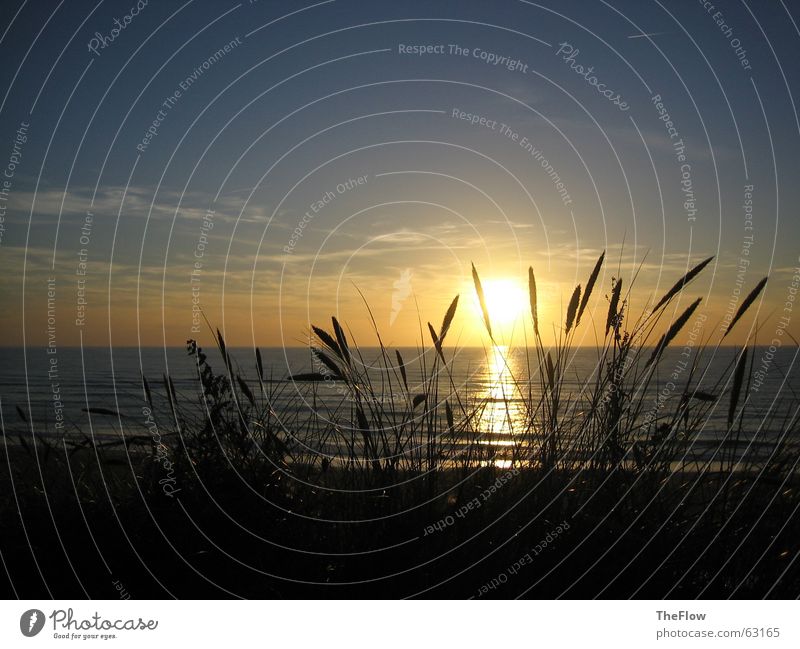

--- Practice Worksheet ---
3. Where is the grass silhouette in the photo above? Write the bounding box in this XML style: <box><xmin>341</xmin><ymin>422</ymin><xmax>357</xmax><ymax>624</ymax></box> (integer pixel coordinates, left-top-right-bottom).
<box><xmin>2</xmin><ymin>257</ymin><xmax>799</xmax><ymax>598</ymax></box>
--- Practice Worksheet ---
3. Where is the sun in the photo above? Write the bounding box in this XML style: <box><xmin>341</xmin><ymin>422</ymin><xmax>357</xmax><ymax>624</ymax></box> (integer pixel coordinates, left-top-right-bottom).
<box><xmin>469</xmin><ymin>277</ymin><xmax>528</xmax><ymax>329</ymax></box>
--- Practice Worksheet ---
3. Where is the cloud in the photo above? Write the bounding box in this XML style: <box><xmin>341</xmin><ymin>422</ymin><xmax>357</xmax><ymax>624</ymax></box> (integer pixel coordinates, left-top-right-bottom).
<box><xmin>6</xmin><ymin>185</ymin><xmax>269</xmax><ymax>227</ymax></box>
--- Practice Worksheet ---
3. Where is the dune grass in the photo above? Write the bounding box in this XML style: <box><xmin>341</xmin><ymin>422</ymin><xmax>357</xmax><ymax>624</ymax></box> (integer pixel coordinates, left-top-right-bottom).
<box><xmin>2</xmin><ymin>256</ymin><xmax>799</xmax><ymax>598</ymax></box>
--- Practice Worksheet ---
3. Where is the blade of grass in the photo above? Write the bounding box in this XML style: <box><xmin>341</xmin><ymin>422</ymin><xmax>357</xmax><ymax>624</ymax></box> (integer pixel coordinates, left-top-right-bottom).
<box><xmin>651</xmin><ymin>256</ymin><xmax>713</xmax><ymax>313</ymax></box>
<box><xmin>728</xmin><ymin>347</ymin><xmax>748</xmax><ymax>427</ymax></box>
<box><xmin>312</xmin><ymin>325</ymin><xmax>342</xmax><ymax>358</ymax></box>
<box><xmin>472</xmin><ymin>263</ymin><xmax>492</xmax><ymax>339</ymax></box>
<box><xmin>395</xmin><ymin>350</ymin><xmax>408</xmax><ymax>391</ymax></box>
<box><xmin>577</xmin><ymin>251</ymin><xmax>604</xmax><ymax>326</ymax></box>
<box><xmin>312</xmin><ymin>348</ymin><xmax>345</xmax><ymax>380</ymax></box>
<box><xmin>439</xmin><ymin>295</ymin><xmax>459</xmax><ymax>342</ymax></box>
<box><xmin>331</xmin><ymin>317</ymin><xmax>351</xmax><ymax>366</ymax></box>
<box><xmin>529</xmin><ymin>266</ymin><xmax>539</xmax><ymax>336</ymax></box>
<box><xmin>646</xmin><ymin>298</ymin><xmax>702</xmax><ymax>367</ymax></box>
<box><xmin>565</xmin><ymin>284</ymin><xmax>581</xmax><ymax>333</ymax></box>
<box><xmin>724</xmin><ymin>277</ymin><xmax>768</xmax><ymax>338</ymax></box>
<box><xmin>606</xmin><ymin>278</ymin><xmax>623</xmax><ymax>336</ymax></box>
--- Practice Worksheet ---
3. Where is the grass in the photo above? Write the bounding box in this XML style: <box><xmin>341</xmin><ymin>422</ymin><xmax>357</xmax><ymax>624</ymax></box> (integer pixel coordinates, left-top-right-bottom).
<box><xmin>2</xmin><ymin>256</ymin><xmax>799</xmax><ymax>598</ymax></box>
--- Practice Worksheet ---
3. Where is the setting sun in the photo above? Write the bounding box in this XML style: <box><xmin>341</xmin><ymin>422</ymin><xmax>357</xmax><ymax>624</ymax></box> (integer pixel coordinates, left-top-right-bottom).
<box><xmin>468</xmin><ymin>277</ymin><xmax>528</xmax><ymax>333</ymax></box>
<box><xmin>2</xmin><ymin>0</ymin><xmax>797</xmax><ymax>607</ymax></box>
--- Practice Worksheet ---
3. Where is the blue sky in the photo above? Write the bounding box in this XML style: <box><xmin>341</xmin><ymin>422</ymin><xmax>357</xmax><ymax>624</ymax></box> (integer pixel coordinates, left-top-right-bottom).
<box><xmin>0</xmin><ymin>0</ymin><xmax>798</xmax><ymax>347</ymax></box>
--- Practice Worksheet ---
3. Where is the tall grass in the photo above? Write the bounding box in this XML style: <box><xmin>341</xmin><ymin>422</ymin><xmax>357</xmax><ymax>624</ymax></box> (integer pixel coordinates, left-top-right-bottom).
<box><xmin>115</xmin><ymin>255</ymin><xmax>795</xmax><ymax>492</ymax></box>
<box><xmin>4</xmin><ymin>255</ymin><xmax>799</xmax><ymax>597</ymax></box>
<box><xmin>10</xmin><ymin>256</ymin><xmax>794</xmax><ymax>494</ymax></box>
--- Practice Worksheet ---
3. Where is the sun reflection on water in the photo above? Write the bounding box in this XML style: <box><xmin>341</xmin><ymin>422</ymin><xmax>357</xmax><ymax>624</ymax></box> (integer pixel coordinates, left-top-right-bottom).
<box><xmin>477</xmin><ymin>346</ymin><xmax>527</xmax><ymax>456</ymax></box>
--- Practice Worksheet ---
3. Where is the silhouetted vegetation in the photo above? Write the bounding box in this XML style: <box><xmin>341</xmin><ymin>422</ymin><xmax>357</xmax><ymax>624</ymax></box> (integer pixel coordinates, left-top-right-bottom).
<box><xmin>2</xmin><ymin>256</ymin><xmax>799</xmax><ymax>598</ymax></box>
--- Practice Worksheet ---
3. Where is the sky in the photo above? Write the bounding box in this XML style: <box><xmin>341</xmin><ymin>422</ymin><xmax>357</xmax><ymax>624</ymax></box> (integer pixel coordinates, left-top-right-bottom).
<box><xmin>0</xmin><ymin>0</ymin><xmax>799</xmax><ymax>348</ymax></box>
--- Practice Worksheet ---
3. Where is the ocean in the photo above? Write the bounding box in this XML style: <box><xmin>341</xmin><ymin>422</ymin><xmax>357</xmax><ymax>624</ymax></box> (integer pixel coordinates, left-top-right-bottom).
<box><xmin>1</xmin><ymin>345</ymin><xmax>798</xmax><ymax>453</ymax></box>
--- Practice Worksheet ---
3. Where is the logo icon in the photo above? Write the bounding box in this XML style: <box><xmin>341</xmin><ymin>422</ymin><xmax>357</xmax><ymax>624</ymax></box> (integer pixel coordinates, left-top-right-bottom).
<box><xmin>390</xmin><ymin>268</ymin><xmax>413</xmax><ymax>326</ymax></box>
<box><xmin>20</xmin><ymin>609</ymin><xmax>45</xmax><ymax>637</ymax></box>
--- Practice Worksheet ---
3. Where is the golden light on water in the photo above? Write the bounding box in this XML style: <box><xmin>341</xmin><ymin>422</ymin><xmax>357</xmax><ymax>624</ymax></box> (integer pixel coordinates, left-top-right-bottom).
<box><xmin>477</xmin><ymin>345</ymin><xmax>526</xmax><ymax>460</ymax></box>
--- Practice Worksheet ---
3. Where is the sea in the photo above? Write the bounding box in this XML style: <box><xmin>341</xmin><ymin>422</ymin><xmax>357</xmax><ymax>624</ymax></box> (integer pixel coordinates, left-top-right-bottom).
<box><xmin>1</xmin><ymin>345</ymin><xmax>798</xmax><ymax>461</ymax></box>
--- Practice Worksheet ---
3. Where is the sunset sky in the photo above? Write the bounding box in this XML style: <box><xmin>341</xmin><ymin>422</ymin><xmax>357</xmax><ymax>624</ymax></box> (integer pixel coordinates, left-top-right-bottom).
<box><xmin>0</xmin><ymin>0</ymin><xmax>798</xmax><ymax>348</ymax></box>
